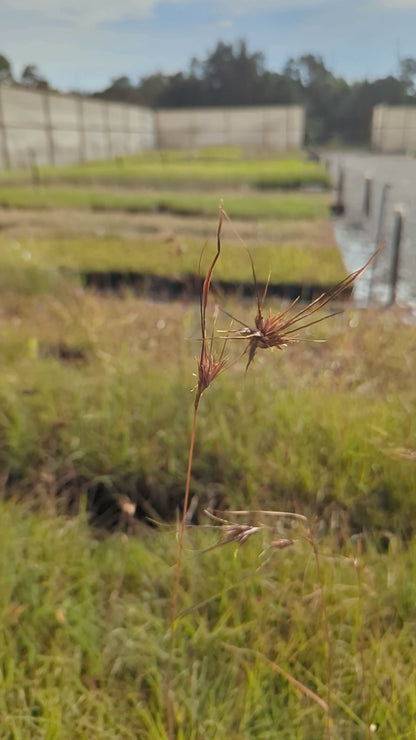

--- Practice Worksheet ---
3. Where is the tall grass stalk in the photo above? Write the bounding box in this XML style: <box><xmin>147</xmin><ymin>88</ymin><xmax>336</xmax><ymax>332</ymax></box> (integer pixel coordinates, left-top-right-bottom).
<box><xmin>167</xmin><ymin>210</ymin><xmax>383</xmax><ymax>736</ymax></box>
<box><xmin>167</xmin><ymin>210</ymin><xmax>228</xmax><ymax>736</ymax></box>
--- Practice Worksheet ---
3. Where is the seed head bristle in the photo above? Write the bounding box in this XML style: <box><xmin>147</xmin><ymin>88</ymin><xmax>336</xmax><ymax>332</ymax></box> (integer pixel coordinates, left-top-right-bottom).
<box><xmin>219</xmin><ymin>237</ymin><xmax>385</xmax><ymax>370</ymax></box>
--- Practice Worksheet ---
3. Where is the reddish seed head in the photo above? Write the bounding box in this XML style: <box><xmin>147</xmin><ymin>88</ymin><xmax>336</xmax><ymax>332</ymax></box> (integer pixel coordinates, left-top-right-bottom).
<box><xmin>218</xmin><ymin>207</ymin><xmax>384</xmax><ymax>370</ymax></box>
<box><xmin>233</xmin><ymin>243</ymin><xmax>384</xmax><ymax>370</ymax></box>
<box><xmin>197</xmin><ymin>206</ymin><xmax>384</xmax><ymax>381</ymax></box>
<box><xmin>196</xmin><ymin>350</ymin><xmax>227</xmax><ymax>405</ymax></box>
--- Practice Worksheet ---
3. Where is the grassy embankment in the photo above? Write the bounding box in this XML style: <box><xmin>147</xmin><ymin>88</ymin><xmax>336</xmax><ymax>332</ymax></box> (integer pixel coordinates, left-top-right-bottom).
<box><xmin>0</xmin><ymin>151</ymin><xmax>415</xmax><ymax>736</ymax></box>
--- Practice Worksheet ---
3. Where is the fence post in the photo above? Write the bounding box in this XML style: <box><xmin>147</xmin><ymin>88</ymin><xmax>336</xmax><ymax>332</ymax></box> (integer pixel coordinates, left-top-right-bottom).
<box><xmin>388</xmin><ymin>207</ymin><xmax>403</xmax><ymax>306</ymax></box>
<box><xmin>362</xmin><ymin>175</ymin><xmax>372</xmax><ymax>217</ymax></box>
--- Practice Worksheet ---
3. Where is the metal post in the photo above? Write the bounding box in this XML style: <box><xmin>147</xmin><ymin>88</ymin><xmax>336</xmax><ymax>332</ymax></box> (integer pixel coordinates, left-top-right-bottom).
<box><xmin>388</xmin><ymin>208</ymin><xmax>403</xmax><ymax>306</ymax></box>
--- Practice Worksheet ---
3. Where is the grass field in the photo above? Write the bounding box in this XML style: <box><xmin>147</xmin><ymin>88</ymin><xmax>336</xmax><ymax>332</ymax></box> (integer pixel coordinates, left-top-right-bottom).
<box><xmin>0</xmin><ymin>151</ymin><xmax>415</xmax><ymax>738</ymax></box>
<box><xmin>0</xmin><ymin>149</ymin><xmax>331</xmax><ymax>190</ymax></box>
<box><xmin>0</xmin><ymin>186</ymin><xmax>330</xmax><ymax>220</ymax></box>
<box><xmin>0</xmin><ymin>234</ymin><xmax>345</xmax><ymax>284</ymax></box>
<box><xmin>1</xmin><ymin>484</ymin><xmax>416</xmax><ymax>737</ymax></box>
<box><xmin>0</xmin><ymin>291</ymin><xmax>414</xmax><ymax>533</ymax></box>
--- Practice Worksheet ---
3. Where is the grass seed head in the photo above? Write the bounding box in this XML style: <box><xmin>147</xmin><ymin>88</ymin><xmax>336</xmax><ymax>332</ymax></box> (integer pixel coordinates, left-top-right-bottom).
<box><xmin>225</xmin><ymin>242</ymin><xmax>385</xmax><ymax>370</ymax></box>
<box><xmin>220</xmin><ymin>523</ymin><xmax>263</xmax><ymax>547</ymax></box>
<box><xmin>196</xmin><ymin>350</ymin><xmax>227</xmax><ymax>404</ymax></box>
<box><xmin>270</xmin><ymin>538</ymin><xmax>294</xmax><ymax>550</ymax></box>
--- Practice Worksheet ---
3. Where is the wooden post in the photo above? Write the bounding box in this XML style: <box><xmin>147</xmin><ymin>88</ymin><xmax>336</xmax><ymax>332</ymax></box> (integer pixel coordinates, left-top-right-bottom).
<box><xmin>388</xmin><ymin>208</ymin><xmax>403</xmax><ymax>306</ymax></box>
<box><xmin>362</xmin><ymin>175</ymin><xmax>372</xmax><ymax>217</ymax></box>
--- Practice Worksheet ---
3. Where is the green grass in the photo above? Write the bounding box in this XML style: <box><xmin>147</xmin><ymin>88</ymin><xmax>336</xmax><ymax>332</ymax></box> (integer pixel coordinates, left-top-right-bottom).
<box><xmin>0</xmin><ymin>153</ymin><xmax>330</xmax><ymax>190</ymax></box>
<box><xmin>0</xmin><ymin>186</ymin><xmax>330</xmax><ymax>220</ymax></box>
<box><xmin>1</xmin><ymin>497</ymin><xmax>416</xmax><ymax>737</ymax></box>
<box><xmin>0</xmin><ymin>234</ymin><xmax>345</xmax><ymax>285</ymax></box>
<box><xmin>0</xmin><ymin>150</ymin><xmax>414</xmax><ymax>737</ymax></box>
<box><xmin>136</xmin><ymin>145</ymin><xmax>246</xmax><ymax>160</ymax></box>
<box><xmin>0</xmin><ymin>292</ymin><xmax>414</xmax><ymax>535</ymax></box>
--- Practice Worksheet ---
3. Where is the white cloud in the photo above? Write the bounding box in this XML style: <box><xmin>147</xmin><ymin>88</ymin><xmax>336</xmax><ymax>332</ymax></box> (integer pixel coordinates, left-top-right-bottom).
<box><xmin>2</xmin><ymin>0</ymin><xmax>415</xmax><ymax>92</ymax></box>
<box><xmin>1</xmin><ymin>0</ymin><xmax>332</xmax><ymax>27</ymax></box>
<box><xmin>0</xmin><ymin>8</ymin><xmax>197</xmax><ymax>90</ymax></box>
<box><xmin>2</xmin><ymin>0</ymin><xmax>158</xmax><ymax>25</ymax></box>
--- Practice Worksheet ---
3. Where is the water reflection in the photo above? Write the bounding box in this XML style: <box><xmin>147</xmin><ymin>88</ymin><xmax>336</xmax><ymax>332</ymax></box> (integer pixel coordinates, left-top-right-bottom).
<box><xmin>334</xmin><ymin>220</ymin><xmax>416</xmax><ymax>316</ymax></box>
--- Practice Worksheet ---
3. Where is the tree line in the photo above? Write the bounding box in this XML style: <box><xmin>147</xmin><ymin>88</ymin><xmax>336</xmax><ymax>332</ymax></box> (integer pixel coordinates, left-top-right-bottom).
<box><xmin>2</xmin><ymin>42</ymin><xmax>416</xmax><ymax>145</ymax></box>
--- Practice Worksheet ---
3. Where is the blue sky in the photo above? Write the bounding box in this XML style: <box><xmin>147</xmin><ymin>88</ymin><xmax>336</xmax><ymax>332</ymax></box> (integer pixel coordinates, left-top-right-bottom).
<box><xmin>1</xmin><ymin>0</ymin><xmax>416</xmax><ymax>92</ymax></box>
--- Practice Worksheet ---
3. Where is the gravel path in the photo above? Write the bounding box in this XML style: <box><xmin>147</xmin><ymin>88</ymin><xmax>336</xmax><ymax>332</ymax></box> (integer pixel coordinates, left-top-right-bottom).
<box><xmin>326</xmin><ymin>151</ymin><xmax>416</xmax><ymax>313</ymax></box>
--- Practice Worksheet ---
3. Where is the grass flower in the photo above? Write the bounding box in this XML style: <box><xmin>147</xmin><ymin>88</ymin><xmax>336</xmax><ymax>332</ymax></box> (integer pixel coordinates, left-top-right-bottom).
<box><xmin>219</xmin><ymin>214</ymin><xmax>384</xmax><ymax>369</ymax></box>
